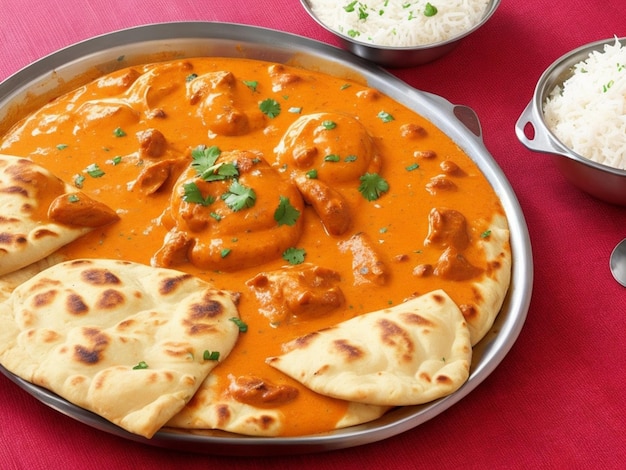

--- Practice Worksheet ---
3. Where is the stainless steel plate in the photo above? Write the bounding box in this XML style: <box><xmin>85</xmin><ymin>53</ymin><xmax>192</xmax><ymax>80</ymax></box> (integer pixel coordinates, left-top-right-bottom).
<box><xmin>0</xmin><ymin>22</ymin><xmax>533</xmax><ymax>456</ymax></box>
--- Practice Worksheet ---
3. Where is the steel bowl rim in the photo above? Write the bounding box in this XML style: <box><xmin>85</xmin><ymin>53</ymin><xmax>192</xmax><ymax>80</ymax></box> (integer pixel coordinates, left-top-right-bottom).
<box><xmin>299</xmin><ymin>0</ymin><xmax>501</xmax><ymax>52</ymax></box>
<box><xmin>529</xmin><ymin>36</ymin><xmax>626</xmax><ymax>177</ymax></box>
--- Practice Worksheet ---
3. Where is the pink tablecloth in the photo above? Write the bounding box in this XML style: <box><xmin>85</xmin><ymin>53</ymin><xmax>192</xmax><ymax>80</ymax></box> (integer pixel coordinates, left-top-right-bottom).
<box><xmin>0</xmin><ymin>1</ymin><xmax>624</xmax><ymax>468</ymax></box>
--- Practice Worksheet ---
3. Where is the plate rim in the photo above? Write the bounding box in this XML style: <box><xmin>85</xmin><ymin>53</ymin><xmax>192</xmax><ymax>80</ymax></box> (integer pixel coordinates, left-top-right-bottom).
<box><xmin>0</xmin><ymin>21</ymin><xmax>533</xmax><ymax>456</ymax></box>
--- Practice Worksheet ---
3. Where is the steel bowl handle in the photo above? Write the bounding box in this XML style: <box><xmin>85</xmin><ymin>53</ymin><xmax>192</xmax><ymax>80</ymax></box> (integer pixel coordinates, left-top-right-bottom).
<box><xmin>515</xmin><ymin>100</ymin><xmax>560</xmax><ymax>153</ymax></box>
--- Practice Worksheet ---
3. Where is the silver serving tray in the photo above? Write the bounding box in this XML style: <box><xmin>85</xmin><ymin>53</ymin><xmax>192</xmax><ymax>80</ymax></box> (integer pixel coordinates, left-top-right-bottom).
<box><xmin>0</xmin><ymin>22</ymin><xmax>533</xmax><ymax>456</ymax></box>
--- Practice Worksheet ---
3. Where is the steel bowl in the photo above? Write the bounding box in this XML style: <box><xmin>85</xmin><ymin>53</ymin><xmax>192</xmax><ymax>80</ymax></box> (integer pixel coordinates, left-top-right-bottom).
<box><xmin>300</xmin><ymin>0</ymin><xmax>501</xmax><ymax>67</ymax></box>
<box><xmin>0</xmin><ymin>21</ymin><xmax>532</xmax><ymax>456</ymax></box>
<box><xmin>516</xmin><ymin>37</ymin><xmax>626</xmax><ymax>206</ymax></box>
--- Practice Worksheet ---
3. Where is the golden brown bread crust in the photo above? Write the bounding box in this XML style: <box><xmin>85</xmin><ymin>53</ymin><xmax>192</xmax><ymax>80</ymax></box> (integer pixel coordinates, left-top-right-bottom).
<box><xmin>0</xmin><ymin>154</ymin><xmax>118</xmax><ymax>276</ymax></box>
<box><xmin>0</xmin><ymin>259</ymin><xmax>242</xmax><ymax>438</ymax></box>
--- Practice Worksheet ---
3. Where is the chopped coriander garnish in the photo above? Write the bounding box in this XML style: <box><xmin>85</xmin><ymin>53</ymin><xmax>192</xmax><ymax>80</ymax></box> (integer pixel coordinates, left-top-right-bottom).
<box><xmin>259</xmin><ymin>98</ymin><xmax>281</xmax><ymax>118</ymax></box>
<box><xmin>481</xmin><ymin>229</ymin><xmax>492</xmax><ymax>239</ymax></box>
<box><xmin>56</xmin><ymin>144</ymin><xmax>68</xmax><ymax>150</ymax></box>
<box><xmin>182</xmin><ymin>182</ymin><xmax>215</xmax><ymax>206</ymax></box>
<box><xmin>243</xmin><ymin>80</ymin><xmax>258</xmax><ymax>92</ymax></box>
<box><xmin>210</xmin><ymin>212</ymin><xmax>222</xmax><ymax>221</ymax></box>
<box><xmin>282</xmin><ymin>247</ymin><xmax>306</xmax><ymax>265</ymax></box>
<box><xmin>229</xmin><ymin>317</ymin><xmax>248</xmax><ymax>332</ymax></box>
<box><xmin>340</xmin><ymin>83</ymin><xmax>352</xmax><ymax>90</ymax></box>
<box><xmin>358</xmin><ymin>4</ymin><xmax>369</xmax><ymax>19</ymax></box>
<box><xmin>73</xmin><ymin>174</ymin><xmax>86</xmax><ymax>188</ymax></box>
<box><xmin>424</xmin><ymin>3</ymin><xmax>438</xmax><ymax>17</ymax></box>
<box><xmin>345</xmin><ymin>155</ymin><xmax>358</xmax><ymax>162</ymax></box>
<box><xmin>321</xmin><ymin>120</ymin><xmax>337</xmax><ymax>130</ymax></box>
<box><xmin>203</xmin><ymin>350</ymin><xmax>220</xmax><ymax>361</ymax></box>
<box><xmin>220</xmin><ymin>248</ymin><xmax>231</xmax><ymax>258</ymax></box>
<box><xmin>348</xmin><ymin>30</ymin><xmax>360</xmax><ymax>39</ymax></box>
<box><xmin>358</xmin><ymin>173</ymin><xmax>389</xmax><ymax>201</ymax></box>
<box><xmin>344</xmin><ymin>0</ymin><xmax>357</xmax><ymax>12</ymax></box>
<box><xmin>274</xmin><ymin>196</ymin><xmax>301</xmax><ymax>226</ymax></box>
<box><xmin>377</xmin><ymin>111</ymin><xmax>395</xmax><ymax>122</ymax></box>
<box><xmin>132</xmin><ymin>361</ymin><xmax>148</xmax><ymax>370</ymax></box>
<box><xmin>68</xmin><ymin>194</ymin><xmax>80</xmax><ymax>203</ymax></box>
<box><xmin>113</xmin><ymin>127</ymin><xmax>126</xmax><ymax>137</ymax></box>
<box><xmin>222</xmin><ymin>180</ymin><xmax>256</xmax><ymax>211</ymax></box>
<box><xmin>324</xmin><ymin>154</ymin><xmax>341</xmax><ymax>162</ymax></box>
<box><xmin>110</xmin><ymin>156</ymin><xmax>122</xmax><ymax>165</ymax></box>
<box><xmin>406</xmin><ymin>163</ymin><xmax>419</xmax><ymax>171</ymax></box>
<box><xmin>191</xmin><ymin>145</ymin><xmax>238</xmax><ymax>181</ymax></box>
<box><xmin>289</xmin><ymin>107</ymin><xmax>303</xmax><ymax>114</ymax></box>
<box><xmin>186</xmin><ymin>73</ymin><xmax>198</xmax><ymax>82</ymax></box>
<box><xmin>306</xmin><ymin>169</ymin><xmax>318</xmax><ymax>179</ymax></box>
<box><xmin>85</xmin><ymin>163</ymin><xmax>105</xmax><ymax>178</ymax></box>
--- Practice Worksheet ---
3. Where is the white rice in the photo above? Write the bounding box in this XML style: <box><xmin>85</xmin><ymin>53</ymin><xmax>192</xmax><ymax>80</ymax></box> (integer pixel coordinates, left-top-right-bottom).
<box><xmin>309</xmin><ymin>0</ymin><xmax>489</xmax><ymax>47</ymax></box>
<box><xmin>544</xmin><ymin>39</ymin><xmax>626</xmax><ymax>170</ymax></box>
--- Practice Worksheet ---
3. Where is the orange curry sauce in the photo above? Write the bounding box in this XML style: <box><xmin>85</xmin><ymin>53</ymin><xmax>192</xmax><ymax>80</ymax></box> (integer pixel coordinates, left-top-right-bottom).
<box><xmin>0</xmin><ymin>57</ymin><xmax>504</xmax><ymax>436</ymax></box>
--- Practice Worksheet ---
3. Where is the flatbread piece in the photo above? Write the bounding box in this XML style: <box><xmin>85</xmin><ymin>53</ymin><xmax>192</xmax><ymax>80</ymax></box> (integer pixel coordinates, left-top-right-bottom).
<box><xmin>266</xmin><ymin>290</ymin><xmax>472</xmax><ymax>406</ymax></box>
<box><xmin>0</xmin><ymin>258</ymin><xmax>242</xmax><ymax>438</ymax></box>
<box><xmin>0</xmin><ymin>154</ymin><xmax>118</xmax><ymax>276</ymax></box>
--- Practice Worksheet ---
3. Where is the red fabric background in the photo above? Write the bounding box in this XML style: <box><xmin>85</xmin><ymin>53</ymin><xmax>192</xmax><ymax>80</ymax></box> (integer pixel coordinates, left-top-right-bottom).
<box><xmin>0</xmin><ymin>1</ymin><xmax>624</xmax><ymax>468</ymax></box>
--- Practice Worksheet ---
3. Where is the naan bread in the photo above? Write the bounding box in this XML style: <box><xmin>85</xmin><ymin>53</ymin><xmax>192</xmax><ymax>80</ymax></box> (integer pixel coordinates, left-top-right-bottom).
<box><xmin>266</xmin><ymin>290</ymin><xmax>471</xmax><ymax>407</ymax></box>
<box><xmin>0</xmin><ymin>259</ymin><xmax>242</xmax><ymax>438</ymax></box>
<box><xmin>0</xmin><ymin>154</ymin><xmax>118</xmax><ymax>276</ymax></box>
<box><xmin>167</xmin><ymin>374</ymin><xmax>388</xmax><ymax>436</ymax></box>
<box><xmin>459</xmin><ymin>214</ymin><xmax>511</xmax><ymax>345</ymax></box>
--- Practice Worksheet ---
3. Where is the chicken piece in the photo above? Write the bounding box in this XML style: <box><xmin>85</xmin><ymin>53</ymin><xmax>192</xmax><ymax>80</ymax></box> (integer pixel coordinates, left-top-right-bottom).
<box><xmin>246</xmin><ymin>263</ymin><xmax>345</xmax><ymax>325</ymax></box>
<box><xmin>293</xmin><ymin>173</ymin><xmax>351</xmax><ymax>236</ymax></box>
<box><xmin>434</xmin><ymin>246</ymin><xmax>483</xmax><ymax>281</ymax></box>
<box><xmin>424</xmin><ymin>208</ymin><xmax>470</xmax><ymax>251</ymax></box>
<box><xmin>425</xmin><ymin>174</ymin><xmax>457</xmax><ymax>194</ymax></box>
<box><xmin>127</xmin><ymin>158</ymin><xmax>187</xmax><ymax>195</ymax></box>
<box><xmin>151</xmin><ymin>229</ymin><xmax>192</xmax><ymax>267</ymax></box>
<box><xmin>268</xmin><ymin>64</ymin><xmax>302</xmax><ymax>92</ymax></box>
<box><xmin>228</xmin><ymin>374</ymin><xmax>299</xmax><ymax>408</ymax></box>
<box><xmin>274</xmin><ymin>112</ymin><xmax>382</xmax><ymax>185</ymax></box>
<box><xmin>48</xmin><ymin>192</ymin><xmax>119</xmax><ymax>228</ymax></box>
<box><xmin>186</xmin><ymin>71</ymin><xmax>256</xmax><ymax>136</ymax></box>
<box><xmin>338</xmin><ymin>232</ymin><xmax>387</xmax><ymax>286</ymax></box>
<box><xmin>137</xmin><ymin>128</ymin><xmax>167</xmax><ymax>159</ymax></box>
<box><xmin>156</xmin><ymin>150</ymin><xmax>304</xmax><ymax>272</ymax></box>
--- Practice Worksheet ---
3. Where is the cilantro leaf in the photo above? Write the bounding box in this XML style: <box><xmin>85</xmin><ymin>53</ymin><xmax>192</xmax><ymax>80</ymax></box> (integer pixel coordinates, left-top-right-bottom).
<box><xmin>182</xmin><ymin>182</ymin><xmax>215</xmax><ymax>206</ymax></box>
<box><xmin>282</xmin><ymin>247</ymin><xmax>306</xmax><ymax>265</ymax></box>
<box><xmin>74</xmin><ymin>174</ymin><xmax>86</xmax><ymax>188</ymax></box>
<box><xmin>259</xmin><ymin>98</ymin><xmax>281</xmax><ymax>118</ymax></box>
<box><xmin>274</xmin><ymin>196</ymin><xmax>301</xmax><ymax>226</ymax></box>
<box><xmin>229</xmin><ymin>317</ymin><xmax>248</xmax><ymax>332</ymax></box>
<box><xmin>203</xmin><ymin>350</ymin><xmax>220</xmax><ymax>361</ymax></box>
<box><xmin>377</xmin><ymin>111</ymin><xmax>395</xmax><ymax>123</ymax></box>
<box><xmin>358</xmin><ymin>173</ymin><xmax>389</xmax><ymax>201</ymax></box>
<box><xmin>191</xmin><ymin>145</ymin><xmax>221</xmax><ymax>174</ymax></box>
<box><xmin>222</xmin><ymin>181</ymin><xmax>256</xmax><ymax>211</ymax></box>
<box><xmin>85</xmin><ymin>163</ymin><xmax>105</xmax><ymax>178</ymax></box>
<box><xmin>243</xmin><ymin>80</ymin><xmax>258</xmax><ymax>92</ymax></box>
<box><xmin>191</xmin><ymin>145</ymin><xmax>240</xmax><ymax>181</ymax></box>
